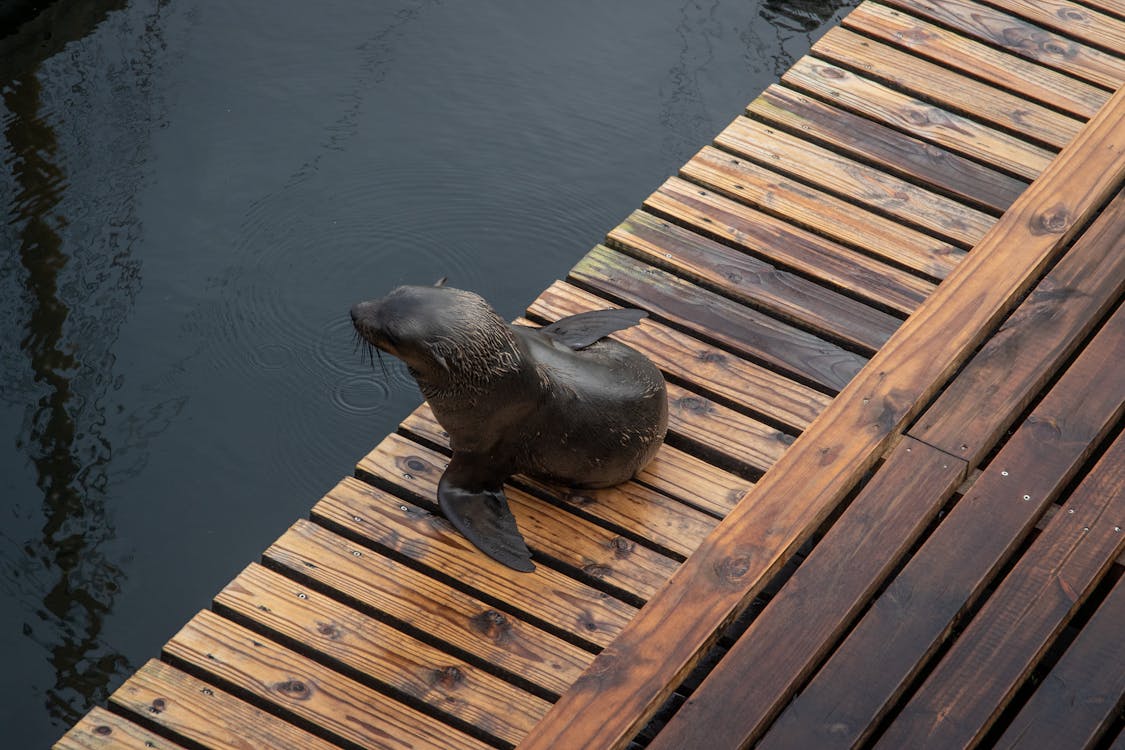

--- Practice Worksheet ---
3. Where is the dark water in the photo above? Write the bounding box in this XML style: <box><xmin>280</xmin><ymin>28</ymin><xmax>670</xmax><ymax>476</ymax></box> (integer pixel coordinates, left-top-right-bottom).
<box><xmin>0</xmin><ymin>0</ymin><xmax>851</xmax><ymax>744</ymax></box>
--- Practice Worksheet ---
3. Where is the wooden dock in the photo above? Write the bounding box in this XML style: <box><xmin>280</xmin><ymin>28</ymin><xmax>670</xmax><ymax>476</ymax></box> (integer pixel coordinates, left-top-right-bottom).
<box><xmin>57</xmin><ymin>1</ymin><xmax>1125</xmax><ymax>748</ymax></box>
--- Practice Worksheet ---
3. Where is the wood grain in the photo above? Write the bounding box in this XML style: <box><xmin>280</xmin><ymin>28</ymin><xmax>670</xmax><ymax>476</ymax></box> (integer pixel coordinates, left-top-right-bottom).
<box><xmin>647</xmin><ymin>438</ymin><xmax>965</xmax><ymax>750</ymax></box>
<box><xmin>783</xmin><ymin>55</ymin><xmax>1054</xmax><ymax>179</ymax></box>
<box><xmin>747</xmin><ymin>85</ymin><xmax>1027</xmax><ymax>214</ymax></box>
<box><xmin>53</xmin><ymin>705</ymin><xmax>187</xmax><ymax>750</ymax></box>
<box><xmin>984</xmin><ymin>0</ymin><xmax>1125</xmax><ymax>53</ymax></box>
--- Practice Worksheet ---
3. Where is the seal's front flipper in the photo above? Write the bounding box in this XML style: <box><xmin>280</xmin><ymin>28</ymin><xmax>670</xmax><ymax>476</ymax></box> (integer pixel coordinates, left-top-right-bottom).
<box><xmin>540</xmin><ymin>308</ymin><xmax>647</xmax><ymax>350</ymax></box>
<box><xmin>438</xmin><ymin>461</ymin><xmax>535</xmax><ymax>572</ymax></box>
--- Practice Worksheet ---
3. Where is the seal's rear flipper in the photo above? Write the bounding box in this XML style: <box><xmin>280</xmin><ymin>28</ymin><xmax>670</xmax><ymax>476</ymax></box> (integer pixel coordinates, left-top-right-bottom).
<box><xmin>438</xmin><ymin>462</ymin><xmax>535</xmax><ymax>572</ymax></box>
<box><xmin>540</xmin><ymin>308</ymin><xmax>647</xmax><ymax>350</ymax></box>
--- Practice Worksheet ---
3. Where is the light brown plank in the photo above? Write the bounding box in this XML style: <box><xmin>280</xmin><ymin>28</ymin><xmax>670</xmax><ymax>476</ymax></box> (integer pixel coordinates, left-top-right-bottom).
<box><xmin>875</xmin><ymin>433</ymin><xmax>1125</xmax><ymax>749</ymax></box>
<box><xmin>53</xmin><ymin>706</ymin><xmax>186</xmax><ymax>750</ymax></box>
<box><xmin>985</xmin><ymin>0</ymin><xmax>1125</xmax><ymax>53</ymax></box>
<box><xmin>163</xmin><ymin>610</ymin><xmax>492</xmax><ymax>750</ymax></box>
<box><xmin>879</xmin><ymin>0</ymin><xmax>1125</xmax><ymax>88</ymax></box>
<box><xmin>266</xmin><ymin>519</ymin><xmax>593</xmax><ymax>695</ymax></box>
<box><xmin>646</xmin><ymin>176</ymin><xmax>937</xmax><ymax>315</ymax></box>
<box><xmin>683</xmin><ymin>145</ymin><xmax>962</xmax><ymax>278</ymax></box>
<box><xmin>782</xmin><ymin>55</ymin><xmax>1054</xmax><ymax>179</ymax></box>
<box><xmin>516</xmin><ymin>85</ymin><xmax>1125</xmax><ymax>750</ymax></box>
<box><xmin>648</xmin><ymin>438</ymin><xmax>965</xmax><ymax>750</ymax></box>
<box><xmin>844</xmin><ymin>1</ymin><xmax>1109</xmax><ymax>119</ymax></box>
<box><xmin>214</xmin><ymin>563</ymin><xmax>549</xmax><ymax>745</ymax></box>
<box><xmin>715</xmin><ymin>115</ymin><xmax>995</xmax><ymax>247</ymax></box>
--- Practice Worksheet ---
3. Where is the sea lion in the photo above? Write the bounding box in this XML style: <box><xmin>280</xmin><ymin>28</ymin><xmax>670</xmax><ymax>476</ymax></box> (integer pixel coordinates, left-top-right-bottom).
<box><xmin>350</xmin><ymin>282</ymin><xmax>668</xmax><ymax>572</ymax></box>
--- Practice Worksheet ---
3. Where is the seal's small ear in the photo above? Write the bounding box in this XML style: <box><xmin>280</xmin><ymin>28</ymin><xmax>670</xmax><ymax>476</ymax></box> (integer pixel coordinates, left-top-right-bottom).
<box><xmin>433</xmin><ymin>276</ymin><xmax>447</xmax><ymax>287</ymax></box>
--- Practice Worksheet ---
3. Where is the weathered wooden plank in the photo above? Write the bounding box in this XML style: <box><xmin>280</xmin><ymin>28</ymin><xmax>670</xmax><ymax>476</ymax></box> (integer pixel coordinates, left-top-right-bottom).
<box><xmin>813</xmin><ymin>27</ymin><xmax>1084</xmax><ymax>150</ymax></box>
<box><xmin>878</xmin><ymin>0</ymin><xmax>1125</xmax><ymax>89</ymax></box>
<box><xmin>844</xmin><ymin>2</ymin><xmax>1109</xmax><ymax>119</ymax></box>
<box><xmin>529</xmin><ymin>280</ymin><xmax>830</xmax><ymax>432</ymax></box>
<box><xmin>715</xmin><ymin>116</ymin><xmax>995</xmax><ymax>247</ymax></box>
<box><xmin>748</xmin><ymin>85</ymin><xmax>1028</xmax><ymax>214</ymax></box>
<box><xmin>400</xmin><ymin>402</ymin><xmax>754</xmax><ymax>520</ymax></box>
<box><xmin>985</xmin><ymin>0</ymin><xmax>1125</xmax><ymax>53</ymax></box>
<box><xmin>570</xmin><ymin>245</ymin><xmax>867</xmax><ymax>393</ymax></box>
<box><xmin>996</xmin><ymin>574</ymin><xmax>1125</xmax><ymax>750</ymax></box>
<box><xmin>349</xmin><ymin>443</ymin><xmax>682</xmax><ymax>597</ymax></box>
<box><xmin>876</xmin><ymin>433</ymin><xmax>1125</xmax><ymax>749</ymax></box>
<box><xmin>683</xmin><ymin>145</ymin><xmax>963</xmax><ymax>278</ymax></box>
<box><xmin>53</xmin><ymin>705</ymin><xmax>186</xmax><ymax>750</ymax></box>
<box><xmin>646</xmin><ymin>176</ymin><xmax>937</xmax><ymax>315</ymax></box>
<box><xmin>106</xmin><ymin>660</ymin><xmax>337</xmax><ymax>750</ymax></box>
<box><xmin>214</xmin><ymin>563</ymin><xmax>549</xmax><ymax>745</ymax></box>
<box><xmin>265</xmin><ymin>519</ymin><xmax>593</xmax><ymax>695</ymax></box>
<box><xmin>759</xmin><ymin>302</ymin><xmax>1125</xmax><ymax>750</ymax></box>
<box><xmin>911</xmin><ymin>189</ymin><xmax>1125</xmax><ymax>465</ymax></box>
<box><xmin>647</xmin><ymin>438</ymin><xmax>966</xmax><ymax>750</ymax></box>
<box><xmin>782</xmin><ymin>56</ymin><xmax>1054</xmax><ymax>180</ymax></box>
<box><xmin>1081</xmin><ymin>0</ymin><xmax>1125</xmax><ymax>18</ymax></box>
<box><xmin>516</xmin><ymin>85</ymin><xmax>1125</xmax><ymax>750</ymax></box>
<box><xmin>163</xmin><ymin>610</ymin><xmax>492</xmax><ymax>750</ymax></box>
<box><xmin>609</xmin><ymin>208</ymin><xmax>902</xmax><ymax>352</ymax></box>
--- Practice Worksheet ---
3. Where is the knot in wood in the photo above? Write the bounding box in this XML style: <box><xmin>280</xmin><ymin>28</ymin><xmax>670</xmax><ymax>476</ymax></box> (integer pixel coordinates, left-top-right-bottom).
<box><xmin>148</xmin><ymin>698</ymin><xmax>166</xmax><ymax>714</ymax></box>
<box><xmin>583</xmin><ymin>563</ymin><xmax>613</xmax><ymax>579</ymax></box>
<box><xmin>94</xmin><ymin>725</ymin><xmax>113</xmax><ymax>736</ymax></box>
<box><xmin>714</xmin><ymin>555</ymin><xmax>752</xmax><ymax>585</ymax></box>
<box><xmin>1032</xmin><ymin>204</ymin><xmax>1070</xmax><ymax>234</ymax></box>
<box><xmin>275</xmin><ymin>679</ymin><xmax>312</xmax><ymax>700</ymax></box>
<box><xmin>566</xmin><ymin>492</ymin><xmax>596</xmax><ymax>507</ymax></box>
<box><xmin>469</xmin><ymin>609</ymin><xmax>512</xmax><ymax>642</ymax></box>
<box><xmin>432</xmin><ymin>666</ymin><xmax>465</xmax><ymax>689</ymax></box>
<box><xmin>819</xmin><ymin>65</ymin><xmax>844</xmax><ymax>79</ymax></box>
<box><xmin>316</xmin><ymin>621</ymin><xmax>343</xmax><ymax>640</ymax></box>
<box><xmin>405</xmin><ymin>457</ymin><xmax>429</xmax><ymax>474</ymax></box>
<box><xmin>678</xmin><ymin>396</ymin><xmax>707</xmax><ymax>413</ymax></box>
<box><xmin>697</xmin><ymin>350</ymin><xmax>725</xmax><ymax>364</ymax></box>
<box><xmin>610</xmin><ymin>536</ymin><xmax>635</xmax><ymax>558</ymax></box>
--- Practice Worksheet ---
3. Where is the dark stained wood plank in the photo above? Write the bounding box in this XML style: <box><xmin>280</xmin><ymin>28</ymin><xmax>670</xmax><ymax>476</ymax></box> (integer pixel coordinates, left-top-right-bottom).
<box><xmin>748</xmin><ymin>85</ymin><xmax>1028</xmax><ymax>214</ymax></box>
<box><xmin>214</xmin><ymin>563</ymin><xmax>550</xmax><ymax>745</ymax></box>
<box><xmin>348</xmin><ymin>443</ymin><xmax>683</xmax><ymax>596</ymax></box>
<box><xmin>759</xmin><ymin>302</ymin><xmax>1125</xmax><ymax>750</ymax></box>
<box><xmin>683</xmin><ymin>145</ymin><xmax>963</xmax><ymax>278</ymax></box>
<box><xmin>647</xmin><ymin>438</ymin><xmax>966</xmax><ymax>750</ymax></box>
<box><xmin>265</xmin><ymin>519</ymin><xmax>594</xmax><ymax>694</ymax></box>
<box><xmin>646</xmin><ymin>176</ymin><xmax>937</xmax><ymax>316</ymax></box>
<box><xmin>609</xmin><ymin>208</ymin><xmax>902</xmax><ymax>352</ymax></box>
<box><xmin>528</xmin><ymin>280</ymin><xmax>830</xmax><ymax>431</ymax></box>
<box><xmin>715</xmin><ymin>115</ymin><xmax>996</xmax><ymax>247</ymax></box>
<box><xmin>879</xmin><ymin>0</ymin><xmax>1125</xmax><ymax>88</ymax></box>
<box><xmin>996</xmin><ymin>574</ymin><xmax>1125</xmax><ymax>750</ymax></box>
<box><xmin>516</xmin><ymin>86</ymin><xmax>1125</xmax><ymax>750</ymax></box>
<box><xmin>985</xmin><ymin>0</ymin><xmax>1125</xmax><ymax>53</ymax></box>
<box><xmin>812</xmin><ymin>27</ymin><xmax>1084</xmax><ymax>150</ymax></box>
<box><xmin>911</xmin><ymin>189</ymin><xmax>1125</xmax><ymax>465</ymax></box>
<box><xmin>569</xmin><ymin>245</ymin><xmax>867</xmax><ymax>393</ymax></box>
<box><xmin>844</xmin><ymin>2</ymin><xmax>1110</xmax><ymax>119</ymax></box>
<box><xmin>163</xmin><ymin>610</ymin><xmax>492</xmax><ymax>750</ymax></box>
<box><xmin>782</xmin><ymin>56</ymin><xmax>1054</xmax><ymax>179</ymax></box>
<box><xmin>53</xmin><ymin>705</ymin><xmax>187</xmax><ymax>750</ymax></box>
<box><xmin>876</xmin><ymin>433</ymin><xmax>1125</xmax><ymax>749</ymax></box>
<box><xmin>400</xmin><ymin>403</ymin><xmax>754</xmax><ymax>520</ymax></box>
<box><xmin>106</xmin><ymin>660</ymin><xmax>337</xmax><ymax>750</ymax></box>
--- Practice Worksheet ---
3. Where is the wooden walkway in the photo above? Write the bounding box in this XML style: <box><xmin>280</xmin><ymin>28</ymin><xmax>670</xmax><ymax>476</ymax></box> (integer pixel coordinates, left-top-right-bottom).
<box><xmin>57</xmin><ymin>1</ymin><xmax>1125</xmax><ymax>748</ymax></box>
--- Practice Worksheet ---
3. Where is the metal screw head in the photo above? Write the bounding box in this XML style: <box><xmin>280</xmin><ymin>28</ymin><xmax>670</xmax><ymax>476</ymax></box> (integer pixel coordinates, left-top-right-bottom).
<box><xmin>1023</xmin><ymin>494</ymin><xmax>1031</xmax><ymax>501</ymax></box>
<box><xmin>1001</xmin><ymin>470</ymin><xmax>1009</xmax><ymax>476</ymax></box>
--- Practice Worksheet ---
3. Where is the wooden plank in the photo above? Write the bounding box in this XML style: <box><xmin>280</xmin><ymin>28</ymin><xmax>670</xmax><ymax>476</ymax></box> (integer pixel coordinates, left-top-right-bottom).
<box><xmin>516</xmin><ymin>85</ymin><xmax>1125</xmax><ymax>750</ymax></box>
<box><xmin>683</xmin><ymin>145</ymin><xmax>963</xmax><ymax>278</ymax></box>
<box><xmin>715</xmin><ymin>116</ymin><xmax>996</xmax><ymax>247</ymax></box>
<box><xmin>214</xmin><ymin>563</ymin><xmax>550</xmax><ymax>745</ymax></box>
<box><xmin>879</xmin><ymin>0</ymin><xmax>1125</xmax><ymax>89</ymax></box>
<box><xmin>528</xmin><ymin>280</ymin><xmax>830</xmax><ymax>432</ymax></box>
<box><xmin>876</xmin><ymin>433</ymin><xmax>1125</xmax><ymax>749</ymax></box>
<box><xmin>647</xmin><ymin>438</ymin><xmax>966</xmax><ymax>750</ymax></box>
<box><xmin>844</xmin><ymin>1</ymin><xmax>1109</xmax><ymax>119</ymax></box>
<box><xmin>759</xmin><ymin>302</ymin><xmax>1125</xmax><ymax>750</ymax></box>
<box><xmin>782</xmin><ymin>56</ymin><xmax>1054</xmax><ymax>180</ymax></box>
<box><xmin>996</xmin><ymin>575</ymin><xmax>1125</xmax><ymax>749</ymax></box>
<box><xmin>646</xmin><ymin>176</ymin><xmax>937</xmax><ymax>316</ymax></box>
<box><xmin>569</xmin><ymin>245</ymin><xmax>867</xmax><ymax>393</ymax></box>
<box><xmin>748</xmin><ymin>85</ymin><xmax>1028</xmax><ymax>214</ymax></box>
<box><xmin>265</xmin><ymin>519</ymin><xmax>593</xmax><ymax>695</ymax></box>
<box><xmin>608</xmin><ymin>208</ymin><xmax>902</xmax><ymax>352</ymax></box>
<box><xmin>346</xmin><ymin>444</ymin><xmax>683</xmax><ymax>598</ymax></box>
<box><xmin>911</xmin><ymin>189</ymin><xmax>1125</xmax><ymax>465</ymax></box>
<box><xmin>53</xmin><ymin>705</ymin><xmax>186</xmax><ymax>750</ymax></box>
<box><xmin>1082</xmin><ymin>0</ymin><xmax>1125</xmax><ymax>17</ymax></box>
<box><xmin>984</xmin><ymin>0</ymin><xmax>1125</xmax><ymax>53</ymax></box>
<box><xmin>400</xmin><ymin>402</ymin><xmax>754</xmax><ymax>520</ymax></box>
<box><xmin>106</xmin><ymin>660</ymin><xmax>337</xmax><ymax>750</ymax></box>
<box><xmin>813</xmin><ymin>27</ymin><xmax>1084</xmax><ymax>150</ymax></box>
<box><xmin>162</xmin><ymin>610</ymin><xmax>492</xmax><ymax>750</ymax></box>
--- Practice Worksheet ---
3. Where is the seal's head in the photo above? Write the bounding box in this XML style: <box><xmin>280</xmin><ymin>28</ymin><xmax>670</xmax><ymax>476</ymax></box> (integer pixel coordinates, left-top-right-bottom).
<box><xmin>350</xmin><ymin>285</ymin><xmax>521</xmax><ymax>396</ymax></box>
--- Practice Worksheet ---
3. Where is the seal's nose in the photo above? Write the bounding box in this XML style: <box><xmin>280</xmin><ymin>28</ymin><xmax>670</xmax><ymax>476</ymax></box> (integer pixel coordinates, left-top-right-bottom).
<box><xmin>350</xmin><ymin>301</ymin><xmax>375</xmax><ymax>325</ymax></box>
